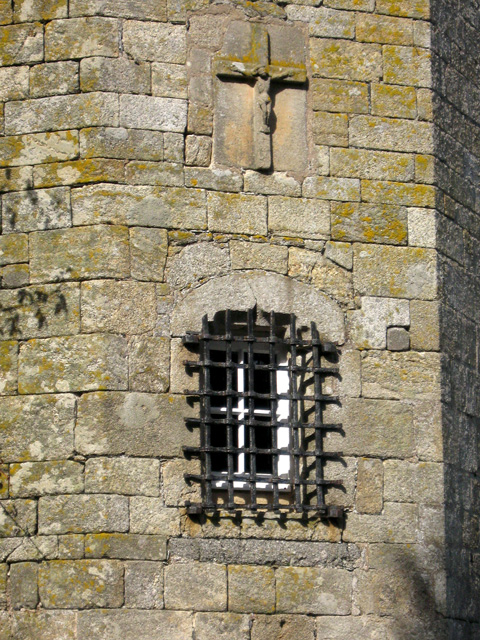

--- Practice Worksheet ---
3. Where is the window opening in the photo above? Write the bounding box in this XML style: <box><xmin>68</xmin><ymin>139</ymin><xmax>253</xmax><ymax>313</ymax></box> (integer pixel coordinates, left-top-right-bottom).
<box><xmin>183</xmin><ymin>308</ymin><xmax>343</xmax><ymax>518</ymax></box>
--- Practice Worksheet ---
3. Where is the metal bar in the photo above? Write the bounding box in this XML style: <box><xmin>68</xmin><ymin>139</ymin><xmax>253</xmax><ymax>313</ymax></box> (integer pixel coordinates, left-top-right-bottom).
<box><xmin>247</xmin><ymin>308</ymin><xmax>257</xmax><ymax>510</ymax></box>
<box><xmin>289</xmin><ymin>315</ymin><xmax>301</xmax><ymax>510</ymax></box>
<box><xmin>185</xmin><ymin>417</ymin><xmax>342</xmax><ymax>430</ymax></box>
<box><xmin>270</xmin><ymin>311</ymin><xmax>280</xmax><ymax>511</ymax></box>
<box><xmin>312</xmin><ymin>322</ymin><xmax>325</xmax><ymax>509</ymax></box>
<box><xmin>201</xmin><ymin>314</ymin><xmax>213</xmax><ymax>508</ymax></box>
<box><xmin>184</xmin><ymin>389</ymin><xmax>338</xmax><ymax>402</ymax></box>
<box><xmin>225</xmin><ymin>309</ymin><xmax>235</xmax><ymax>510</ymax></box>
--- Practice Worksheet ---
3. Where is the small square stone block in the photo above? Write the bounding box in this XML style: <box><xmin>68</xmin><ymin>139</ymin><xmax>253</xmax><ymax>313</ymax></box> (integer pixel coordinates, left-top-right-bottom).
<box><xmin>387</xmin><ymin>326</ymin><xmax>410</xmax><ymax>351</ymax></box>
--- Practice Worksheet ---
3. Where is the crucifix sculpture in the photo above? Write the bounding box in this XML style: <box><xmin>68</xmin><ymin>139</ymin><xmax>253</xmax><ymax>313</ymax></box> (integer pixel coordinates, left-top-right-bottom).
<box><xmin>213</xmin><ymin>21</ymin><xmax>308</xmax><ymax>172</ymax></box>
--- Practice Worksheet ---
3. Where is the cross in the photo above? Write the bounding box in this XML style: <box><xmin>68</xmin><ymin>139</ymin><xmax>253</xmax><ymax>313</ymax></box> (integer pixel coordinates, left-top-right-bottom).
<box><xmin>213</xmin><ymin>22</ymin><xmax>307</xmax><ymax>171</ymax></box>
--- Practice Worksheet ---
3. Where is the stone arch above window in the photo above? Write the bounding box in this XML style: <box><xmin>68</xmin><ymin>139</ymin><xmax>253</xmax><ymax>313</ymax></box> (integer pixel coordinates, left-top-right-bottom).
<box><xmin>171</xmin><ymin>270</ymin><xmax>345</xmax><ymax>344</ymax></box>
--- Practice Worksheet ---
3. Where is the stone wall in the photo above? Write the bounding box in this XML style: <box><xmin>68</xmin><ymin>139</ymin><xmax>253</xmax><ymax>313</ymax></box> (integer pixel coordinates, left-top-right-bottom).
<box><xmin>431</xmin><ymin>0</ymin><xmax>480</xmax><ymax>636</ymax></box>
<box><xmin>0</xmin><ymin>0</ymin><xmax>473</xmax><ymax>637</ymax></box>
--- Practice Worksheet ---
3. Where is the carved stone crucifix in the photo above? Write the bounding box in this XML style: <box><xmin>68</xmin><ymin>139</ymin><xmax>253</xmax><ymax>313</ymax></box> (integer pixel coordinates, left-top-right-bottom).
<box><xmin>213</xmin><ymin>21</ymin><xmax>307</xmax><ymax>171</ymax></box>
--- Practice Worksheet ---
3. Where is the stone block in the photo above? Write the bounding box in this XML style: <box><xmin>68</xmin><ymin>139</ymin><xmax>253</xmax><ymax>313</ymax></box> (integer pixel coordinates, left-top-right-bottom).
<box><xmin>362</xmin><ymin>351</ymin><xmax>440</xmax><ymax>400</ymax></box>
<box><xmin>0</xmin><ymin>467</ymin><xmax>7</xmax><ymax>499</ymax></box>
<box><xmin>10</xmin><ymin>461</ymin><xmax>84</xmax><ymax>498</ymax></box>
<box><xmin>0</xmin><ymin>394</ymin><xmax>75</xmax><ymax>462</ymax></box>
<box><xmin>310</xmin><ymin>38</ymin><xmax>382</xmax><ymax>81</ymax></box>
<box><xmin>0</xmin><ymin>611</ymin><xmax>76</xmax><ymax>640</ymax></box>
<box><xmin>58</xmin><ymin>535</ymin><xmax>84</xmax><ymax>559</ymax></box>
<box><xmin>312</xmin><ymin>111</ymin><xmax>348</xmax><ymax>147</ymax></box>
<box><xmin>363</xmin><ymin>179</ymin><xmax>435</xmax><ymax>208</ymax></box>
<box><xmin>167</xmin><ymin>0</ymin><xmax>208</xmax><ymax>22</ymax></box>
<box><xmin>30</xmin><ymin>61</ymin><xmax>79</xmax><ymax>98</ymax></box>
<box><xmin>244</xmin><ymin>171</ymin><xmax>301</xmax><ymax>197</ymax></box>
<box><xmin>0</xmin><ymin>166</ymin><xmax>33</xmax><ymax>193</ymax></box>
<box><xmin>5</xmin><ymin>93</ymin><xmax>118</xmax><ymax>135</ymax></box>
<box><xmin>208</xmin><ymin>192</ymin><xmax>267</xmax><ymax>235</ymax></box>
<box><xmin>70</xmin><ymin>0</ymin><xmax>166</xmax><ymax>18</ymax></box>
<box><xmin>315</xmin><ymin>615</ymin><xmax>394</xmax><ymax>638</ymax></box>
<box><xmin>0</xmin><ymin>131</ymin><xmax>79</xmax><ymax>167</ymax></box>
<box><xmin>1</xmin><ymin>264</ymin><xmax>29</xmax><ymax>289</ymax></box>
<box><xmin>311</xmin><ymin>78</ymin><xmax>369</xmax><ymax>114</ymax></box>
<box><xmin>125</xmin><ymin>561</ymin><xmax>164</xmax><ymax>609</ymax></box>
<box><xmin>415</xmin><ymin>154</ymin><xmax>434</xmax><ymax>184</ymax></box>
<box><xmin>77</xmin><ymin>610</ymin><xmax>192</xmax><ymax>640</ymax></box>
<box><xmin>294</xmin><ymin>6</ymin><xmax>356</xmax><ymax>37</ymax></box>
<box><xmin>408</xmin><ymin>207</ymin><xmax>436</xmax><ymax>247</ymax></box>
<box><xmin>130</xmin><ymin>500</ymin><xmax>180</xmax><ymax>536</ymax></box>
<box><xmin>39</xmin><ymin>560</ymin><xmax>123</xmax><ymax>609</ymax></box>
<box><xmin>5</xmin><ymin>536</ymin><xmax>58</xmax><ymax>563</ymax></box>
<box><xmin>162</xmin><ymin>457</ymin><xmax>201</xmax><ymax>507</ymax></box>
<box><xmin>126</xmin><ymin>161</ymin><xmax>183</xmax><ymax>187</ymax></box>
<box><xmin>81</xmin><ymin>281</ymin><xmax>156</xmax><ymax>334</ymax></box>
<box><xmin>372</xmin><ymin>83</ymin><xmax>417</xmax><ymax>119</ymax></box>
<box><xmin>85</xmin><ymin>534</ymin><xmax>167</xmax><ymax>561</ymax></box>
<box><xmin>310</xmin><ymin>253</ymin><xmax>354</xmax><ymax>307</ymax></box>
<box><xmin>349</xmin><ymin>296</ymin><xmax>409</xmax><ymax>349</ymax></box>
<box><xmin>195</xmin><ymin>612</ymin><xmax>250</xmax><ymax>640</ymax></box>
<box><xmin>45</xmin><ymin>17</ymin><xmax>118</xmax><ymax>60</ymax></box>
<box><xmin>164</xmin><ymin>562</ymin><xmax>226</xmax><ymax>611</ymax></box>
<box><xmin>325</xmin><ymin>398</ymin><xmax>414</xmax><ymax>458</ymax></box>
<box><xmin>384</xmin><ymin>45</ymin><xmax>431</xmax><ymax>87</ymax></box>
<box><xmin>14</xmin><ymin>0</ymin><xmax>66</xmax><ymax>20</ymax></box>
<box><xmin>153</xmin><ymin>63</ymin><xmax>187</xmax><ymax>99</ymax></box>
<box><xmin>0</xmin><ymin>500</ymin><xmax>36</xmax><ymax>537</ymax></box>
<box><xmin>0</xmin><ymin>66</ymin><xmax>29</xmax><ymax>101</ymax></box>
<box><xmin>410</xmin><ymin>300</ymin><xmax>439</xmax><ymax>351</ymax></box>
<box><xmin>81</xmin><ymin>56</ymin><xmax>150</xmax><ymax>93</ymax></box>
<box><xmin>276</xmin><ymin>567</ymin><xmax>352</xmax><ymax>614</ymax></box>
<box><xmin>353</xmin><ymin>244</ymin><xmax>437</xmax><ymax>299</ymax></box>
<box><xmin>120</xmin><ymin>94</ymin><xmax>187</xmax><ymax>133</ymax></box>
<box><xmin>268</xmin><ymin>196</ymin><xmax>329</xmax><ymax>239</ymax></box>
<box><xmin>387</xmin><ymin>326</ymin><xmax>410</xmax><ymax>351</ymax></box>
<box><xmin>356</xmin><ymin>458</ymin><xmax>383</xmax><ymax>514</ymax></box>
<box><xmin>230</xmin><ymin>241</ymin><xmax>288</xmax><ymax>274</ymax></box>
<box><xmin>0</xmin><ymin>23</ymin><xmax>43</xmax><ymax>66</ymax></box>
<box><xmin>343</xmin><ymin>502</ymin><xmax>418</xmax><ymax>543</ymax></box>
<box><xmin>383</xmin><ymin>460</ymin><xmax>444</xmax><ymax>504</ymax></box>
<box><xmin>350</xmin><ymin>115</ymin><xmax>433</xmax><ymax>154</ymax></box>
<box><xmin>130</xmin><ymin>336</ymin><xmax>170</xmax><ymax>393</ymax></box>
<box><xmin>185</xmin><ymin>135</ymin><xmax>211</xmax><ymax>166</ymax></box>
<box><xmin>38</xmin><ymin>495</ymin><xmax>129</xmax><ymax>534</ymax></box>
<box><xmin>376</xmin><ymin>0</ymin><xmax>429</xmax><ymax>18</ymax></box>
<box><xmin>228</xmin><ymin>565</ymin><xmax>275</xmax><ymax>613</ymax></box>
<box><xmin>185</xmin><ymin>167</ymin><xmax>243</xmax><ymax>193</ymax></box>
<box><xmin>0</xmin><ymin>563</ymin><xmax>5</xmax><ymax>608</ymax></box>
<box><xmin>33</xmin><ymin>159</ymin><xmax>124</xmax><ymax>188</ymax></box>
<box><xmin>356</xmin><ymin>12</ymin><xmax>413</xmax><ymax>44</ymax></box>
<box><xmin>417</xmin><ymin>88</ymin><xmax>433</xmax><ymax>121</ymax></box>
<box><xmin>124</xmin><ymin>21</ymin><xmax>186</xmax><ymax>63</ymax></box>
<box><xmin>85</xmin><ymin>457</ymin><xmax>159</xmax><ymax>496</ymax></box>
<box><xmin>0</xmin><ymin>341</ymin><xmax>17</xmax><ymax>395</ymax></box>
<box><xmin>303</xmin><ymin>176</ymin><xmax>360</xmax><ymax>201</ymax></box>
<box><xmin>330</xmin><ymin>148</ymin><xmax>414</xmax><ymax>181</ymax></box>
<box><xmin>332</xmin><ymin>202</ymin><xmax>407</xmax><ymax>245</ymax></box>
<box><xmin>0</xmin><ymin>283</ymin><xmax>80</xmax><ymax>339</ymax></box>
<box><xmin>29</xmin><ymin>225</ymin><xmax>129</xmax><ymax>284</ymax></box>
<box><xmin>0</xmin><ymin>0</ymin><xmax>10</xmax><ymax>23</ymax></box>
<box><xmin>80</xmin><ymin>127</ymin><xmax>164</xmax><ymax>161</ymax></box>
<box><xmin>3</xmin><ymin>187</ymin><xmax>70</xmax><ymax>234</ymax></box>
<box><xmin>166</xmin><ymin>242</ymin><xmax>230</xmax><ymax>290</ymax></box>
<box><xmin>325</xmin><ymin>0</ymin><xmax>374</xmax><ymax>9</ymax></box>
<box><xmin>316</xmin><ymin>145</ymin><xmax>330</xmax><ymax>175</ymax></box>
<box><xmin>19</xmin><ymin>334</ymin><xmax>128</xmax><ymax>394</ymax></box>
<box><xmin>355</xmin><ymin>567</ymin><xmax>424</xmax><ymax>617</ymax></box>
<box><xmin>9</xmin><ymin>562</ymin><xmax>38</xmax><ymax>609</ymax></box>
<box><xmin>187</xmin><ymin>102</ymin><xmax>213</xmax><ymax>135</ymax></box>
<box><xmin>251</xmin><ymin>615</ymin><xmax>315</xmax><ymax>640</ymax></box>
<box><xmin>71</xmin><ymin>184</ymin><xmax>206</xmax><ymax>230</ymax></box>
<box><xmin>76</xmin><ymin>392</ymin><xmax>197</xmax><ymax>457</ymax></box>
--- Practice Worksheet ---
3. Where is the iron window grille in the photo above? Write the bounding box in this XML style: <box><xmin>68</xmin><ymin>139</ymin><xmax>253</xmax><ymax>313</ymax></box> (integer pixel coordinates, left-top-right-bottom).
<box><xmin>182</xmin><ymin>308</ymin><xmax>343</xmax><ymax>518</ymax></box>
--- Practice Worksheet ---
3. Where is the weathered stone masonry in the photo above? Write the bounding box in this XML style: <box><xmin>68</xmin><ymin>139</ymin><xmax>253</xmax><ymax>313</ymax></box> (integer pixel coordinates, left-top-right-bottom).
<box><xmin>0</xmin><ymin>0</ymin><xmax>478</xmax><ymax>638</ymax></box>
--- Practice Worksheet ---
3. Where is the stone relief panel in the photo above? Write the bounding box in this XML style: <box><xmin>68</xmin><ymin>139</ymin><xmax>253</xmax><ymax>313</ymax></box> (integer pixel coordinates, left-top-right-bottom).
<box><xmin>187</xmin><ymin>8</ymin><xmax>310</xmax><ymax>174</ymax></box>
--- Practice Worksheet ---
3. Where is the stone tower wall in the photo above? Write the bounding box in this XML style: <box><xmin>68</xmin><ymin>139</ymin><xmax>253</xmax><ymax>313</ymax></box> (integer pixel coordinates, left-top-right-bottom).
<box><xmin>0</xmin><ymin>0</ymin><xmax>473</xmax><ymax>637</ymax></box>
